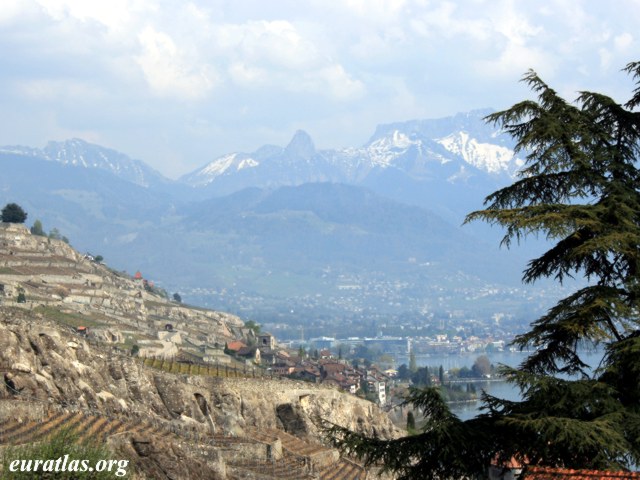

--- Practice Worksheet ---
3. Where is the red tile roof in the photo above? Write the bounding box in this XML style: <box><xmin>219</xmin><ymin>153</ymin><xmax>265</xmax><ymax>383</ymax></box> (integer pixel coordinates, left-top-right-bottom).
<box><xmin>523</xmin><ymin>466</ymin><xmax>640</xmax><ymax>479</ymax></box>
<box><xmin>226</xmin><ymin>341</ymin><xmax>247</xmax><ymax>352</ymax></box>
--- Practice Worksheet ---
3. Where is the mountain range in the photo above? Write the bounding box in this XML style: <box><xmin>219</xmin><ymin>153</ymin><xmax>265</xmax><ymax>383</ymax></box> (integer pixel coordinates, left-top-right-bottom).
<box><xmin>179</xmin><ymin>109</ymin><xmax>523</xmax><ymax>223</ymax></box>
<box><xmin>0</xmin><ymin>109</ymin><xmax>553</xmax><ymax>328</ymax></box>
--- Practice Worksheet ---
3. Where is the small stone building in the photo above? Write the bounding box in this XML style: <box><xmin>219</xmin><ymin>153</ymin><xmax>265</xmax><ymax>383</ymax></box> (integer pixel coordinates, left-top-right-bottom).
<box><xmin>258</xmin><ymin>333</ymin><xmax>276</xmax><ymax>349</ymax></box>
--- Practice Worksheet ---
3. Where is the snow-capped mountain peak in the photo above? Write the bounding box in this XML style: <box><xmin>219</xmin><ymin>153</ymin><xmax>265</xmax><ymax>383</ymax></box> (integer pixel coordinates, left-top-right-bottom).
<box><xmin>363</xmin><ymin>130</ymin><xmax>422</xmax><ymax>167</ymax></box>
<box><xmin>0</xmin><ymin>138</ymin><xmax>167</xmax><ymax>188</ymax></box>
<box><xmin>437</xmin><ymin>131</ymin><xmax>520</xmax><ymax>175</ymax></box>
<box><xmin>186</xmin><ymin>152</ymin><xmax>261</xmax><ymax>187</ymax></box>
<box><xmin>201</xmin><ymin>153</ymin><xmax>240</xmax><ymax>176</ymax></box>
<box><xmin>181</xmin><ymin>109</ymin><xmax>525</xmax><ymax>194</ymax></box>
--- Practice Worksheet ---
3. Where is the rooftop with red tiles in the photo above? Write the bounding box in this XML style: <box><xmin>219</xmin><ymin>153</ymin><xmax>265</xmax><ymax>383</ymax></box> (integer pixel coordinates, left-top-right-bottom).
<box><xmin>523</xmin><ymin>466</ymin><xmax>640</xmax><ymax>479</ymax></box>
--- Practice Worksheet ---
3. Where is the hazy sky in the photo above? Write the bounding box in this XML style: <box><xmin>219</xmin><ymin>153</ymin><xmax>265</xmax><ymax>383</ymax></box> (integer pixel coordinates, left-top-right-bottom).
<box><xmin>1</xmin><ymin>0</ymin><xmax>638</xmax><ymax>178</ymax></box>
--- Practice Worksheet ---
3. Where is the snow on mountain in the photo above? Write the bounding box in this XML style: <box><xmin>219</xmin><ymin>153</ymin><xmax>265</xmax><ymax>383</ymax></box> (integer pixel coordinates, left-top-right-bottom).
<box><xmin>180</xmin><ymin>130</ymin><xmax>324</xmax><ymax>187</ymax></box>
<box><xmin>362</xmin><ymin>130</ymin><xmax>422</xmax><ymax>168</ymax></box>
<box><xmin>437</xmin><ymin>131</ymin><xmax>523</xmax><ymax>175</ymax></box>
<box><xmin>190</xmin><ymin>153</ymin><xmax>260</xmax><ymax>186</ymax></box>
<box><xmin>183</xmin><ymin>152</ymin><xmax>262</xmax><ymax>187</ymax></box>
<box><xmin>181</xmin><ymin>109</ymin><xmax>524</xmax><ymax>192</ymax></box>
<box><xmin>0</xmin><ymin>138</ymin><xmax>167</xmax><ymax>188</ymax></box>
<box><xmin>0</xmin><ymin>145</ymin><xmax>43</xmax><ymax>157</ymax></box>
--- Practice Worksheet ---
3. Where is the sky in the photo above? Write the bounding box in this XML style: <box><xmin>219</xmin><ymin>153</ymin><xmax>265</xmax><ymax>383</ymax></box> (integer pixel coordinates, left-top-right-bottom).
<box><xmin>0</xmin><ymin>0</ymin><xmax>638</xmax><ymax>179</ymax></box>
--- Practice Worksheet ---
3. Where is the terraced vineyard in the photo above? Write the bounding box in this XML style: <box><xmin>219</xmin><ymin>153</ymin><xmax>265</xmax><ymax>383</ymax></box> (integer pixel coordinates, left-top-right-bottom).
<box><xmin>0</xmin><ymin>407</ymin><xmax>366</xmax><ymax>480</ymax></box>
<box><xmin>244</xmin><ymin>427</ymin><xmax>366</xmax><ymax>480</ymax></box>
<box><xmin>0</xmin><ymin>410</ymin><xmax>172</xmax><ymax>447</ymax></box>
<box><xmin>141</xmin><ymin>356</ymin><xmax>277</xmax><ymax>380</ymax></box>
<box><xmin>224</xmin><ymin>448</ymin><xmax>313</xmax><ymax>480</ymax></box>
<box><xmin>317</xmin><ymin>459</ymin><xmax>367</xmax><ymax>480</ymax></box>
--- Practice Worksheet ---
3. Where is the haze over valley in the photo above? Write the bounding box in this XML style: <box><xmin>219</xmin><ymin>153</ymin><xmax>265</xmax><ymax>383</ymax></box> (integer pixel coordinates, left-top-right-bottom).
<box><xmin>0</xmin><ymin>110</ymin><xmax>572</xmax><ymax>343</ymax></box>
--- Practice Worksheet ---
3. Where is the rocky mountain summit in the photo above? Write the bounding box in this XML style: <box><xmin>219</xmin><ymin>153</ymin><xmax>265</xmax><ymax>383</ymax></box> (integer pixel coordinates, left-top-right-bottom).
<box><xmin>181</xmin><ymin>109</ymin><xmax>522</xmax><ymax>198</ymax></box>
<box><xmin>0</xmin><ymin>223</ymin><xmax>399</xmax><ymax>478</ymax></box>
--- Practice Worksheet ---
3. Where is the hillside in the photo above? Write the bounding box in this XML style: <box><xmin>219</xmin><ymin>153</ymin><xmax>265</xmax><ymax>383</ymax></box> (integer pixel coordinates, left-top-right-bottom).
<box><xmin>0</xmin><ymin>222</ymin><xmax>245</xmax><ymax>359</ymax></box>
<box><xmin>0</xmin><ymin>222</ymin><xmax>400</xmax><ymax>479</ymax></box>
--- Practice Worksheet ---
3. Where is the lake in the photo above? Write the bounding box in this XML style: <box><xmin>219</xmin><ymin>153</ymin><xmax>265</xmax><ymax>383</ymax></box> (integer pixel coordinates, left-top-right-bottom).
<box><xmin>395</xmin><ymin>349</ymin><xmax>605</xmax><ymax>420</ymax></box>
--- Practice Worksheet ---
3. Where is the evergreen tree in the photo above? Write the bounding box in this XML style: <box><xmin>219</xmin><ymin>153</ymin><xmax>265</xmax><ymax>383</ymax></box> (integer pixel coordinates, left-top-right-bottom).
<box><xmin>406</xmin><ymin>411</ymin><xmax>416</xmax><ymax>432</ymax></box>
<box><xmin>408</xmin><ymin>351</ymin><xmax>417</xmax><ymax>373</ymax></box>
<box><xmin>410</xmin><ymin>366</ymin><xmax>431</xmax><ymax>387</ymax></box>
<box><xmin>30</xmin><ymin>219</ymin><xmax>45</xmax><ymax>236</ymax></box>
<box><xmin>397</xmin><ymin>363</ymin><xmax>410</xmax><ymax>380</ymax></box>
<box><xmin>48</xmin><ymin>228</ymin><xmax>60</xmax><ymax>240</ymax></box>
<box><xmin>326</xmin><ymin>62</ymin><xmax>640</xmax><ymax>478</ymax></box>
<box><xmin>1</xmin><ymin>203</ymin><xmax>27</xmax><ymax>223</ymax></box>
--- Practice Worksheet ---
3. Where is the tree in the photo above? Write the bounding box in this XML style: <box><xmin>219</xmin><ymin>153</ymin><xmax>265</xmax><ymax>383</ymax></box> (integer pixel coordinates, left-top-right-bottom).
<box><xmin>172</xmin><ymin>292</ymin><xmax>182</xmax><ymax>303</ymax></box>
<box><xmin>48</xmin><ymin>228</ymin><xmax>62</xmax><ymax>240</ymax></box>
<box><xmin>1</xmin><ymin>203</ymin><xmax>27</xmax><ymax>223</ymax></box>
<box><xmin>471</xmin><ymin>355</ymin><xmax>491</xmax><ymax>378</ymax></box>
<box><xmin>397</xmin><ymin>363</ymin><xmax>411</xmax><ymax>381</ymax></box>
<box><xmin>30</xmin><ymin>219</ymin><xmax>45</xmax><ymax>236</ymax></box>
<box><xmin>244</xmin><ymin>320</ymin><xmax>261</xmax><ymax>335</ymax></box>
<box><xmin>406</xmin><ymin>411</ymin><xmax>416</xmax><ymax>432</ymax></box>
<box><xmin>411</xmin><ymin>366</ymin><xmax>431</xmax><ymax>387</ymax></box>
<box><xmin>326</xmin><ymin>62</ymin><xmax>640</xmax><ymax>478</ymax></box>
<box><xmin>408</xmin><ymin>351</ymin><xmax>417</xmax><ymax>373</ymax></box>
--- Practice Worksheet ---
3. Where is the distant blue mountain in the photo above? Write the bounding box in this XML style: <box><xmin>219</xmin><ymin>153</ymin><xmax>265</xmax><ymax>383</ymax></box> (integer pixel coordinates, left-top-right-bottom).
<box><xmin>0</xmin><ymin>110</ymin><xmax>549</xmax><ymax>323</ymax></box>
<box><xmin>180</xmin><ymin>109</ymin><xmax>524</xmax><ymax>224</ymax></box>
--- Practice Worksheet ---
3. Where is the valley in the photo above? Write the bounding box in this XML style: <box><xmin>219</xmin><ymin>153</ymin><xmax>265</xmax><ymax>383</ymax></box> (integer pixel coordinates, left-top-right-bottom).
<box><xmin>0</xmin><ymin>109</ymin><xmax>567</xmax><ymax>339</ymax></box>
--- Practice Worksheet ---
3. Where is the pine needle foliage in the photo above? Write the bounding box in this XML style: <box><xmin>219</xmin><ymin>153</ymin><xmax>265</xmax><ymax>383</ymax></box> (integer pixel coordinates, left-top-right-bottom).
<box><xmin>325</xmin><ymin>62</ymin><xmax>640</xmax><ymax>478</ymax></box>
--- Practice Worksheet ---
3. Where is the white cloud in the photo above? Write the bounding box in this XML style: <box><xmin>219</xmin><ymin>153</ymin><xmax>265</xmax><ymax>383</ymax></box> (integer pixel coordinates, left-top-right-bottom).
<box><xmin>136</xmin><ymin>26</ymin><xmax>216</xmax><ymax>99</ymax></box>
<box><xmin>472</xmin><ymin>4</ymin><xmax>555</xmax><ymax>78</ymax></box>
<box><xmin>215</xmin><ymin>20</ymin><xmax>324</xmax><ymax>70</ymax></box>
<box><xmin>296</xmin><ymin>65</ymin><xmax>366</xmax><ymax>100</ymax></box>
<box><xmin>408</xmin><ymin>2</ymin><xmax>490</xmax><ymax>41</ymax></box>
<box><xmin>35</xmin><ymin>0</ymin><xmax>133</xmax><ymax>27</ymax></box>
<box><xmin>599</xmin><ymin>47</ymin><xmax>613</xmax><ymax>71</ymax></box>
<box><xmin>228</xmin><ymin>62</ymin><xmax>268</xmax><ymax>86</ymax></box>
<box><xmin>1</xmin><ymin>0</ymin><xmax>639</xmax><ymax>177</ymax></box>
<box><xmin>0</xmin><ymin>0</ymin><xmax>30</xmax><ymax>24</ymax></box>
<box><xmin>214</xmin><ymin>19</ymin><xmax>362</xmax><ymax>100</ymax></box>
<box><xmin>614</xmin><ymin>32</ymin><xmax>633</xmax><ymax>50</ymax></box>
<box><xmin>341</xmin><ymin>0</ymin><xmax>407</xmax><ymax>22</ymax></box>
